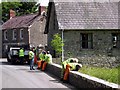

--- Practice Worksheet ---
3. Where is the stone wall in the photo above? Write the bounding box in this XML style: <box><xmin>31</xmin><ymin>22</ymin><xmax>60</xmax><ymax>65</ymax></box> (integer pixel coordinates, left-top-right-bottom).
<box><xmin>46</xmin><ymin>63</ymin><xmax>120</xmax><ymax>89</ymax></box>
<box><xmin>52</xmin><ymin>57</ymin><xmax>120</xmax><ymax>68</ymax></box>
<box><xmin>78</xmin><ymin>56</ymin><xmax>120</xmax><ymax>68</ymax></box>
<box><xmin>29</xmin><ymin>16</ymin><xmax>47</xmax><ymax>47</ymax></box>
<box><xmin>63</xmin><ymin>30</ymin><xmax>120</xmax><ymax>68</ymax></box>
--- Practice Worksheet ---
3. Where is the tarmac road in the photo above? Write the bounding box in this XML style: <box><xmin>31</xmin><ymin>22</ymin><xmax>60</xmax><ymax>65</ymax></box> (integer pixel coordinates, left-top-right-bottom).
<box><xmin>0</xmin><ymin>58</ymin><xmax>78</xmax><ymax>89</ymax></box>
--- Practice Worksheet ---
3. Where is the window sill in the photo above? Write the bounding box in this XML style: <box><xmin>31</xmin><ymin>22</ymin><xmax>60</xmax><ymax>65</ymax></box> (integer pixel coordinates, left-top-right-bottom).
<box><xmin>20</xmin><ymin>38</ymin><xmax>23</xmax><ymax>40</ymax></box>
<box><xmin>80</xmin><ymin>48</ymin><xmax>93</xmax><ymax>51</ymax></box>
<box><xmin>12</xmin><ymin>39</ymin><xmax>17</xmax><ymax>41</ymax></box>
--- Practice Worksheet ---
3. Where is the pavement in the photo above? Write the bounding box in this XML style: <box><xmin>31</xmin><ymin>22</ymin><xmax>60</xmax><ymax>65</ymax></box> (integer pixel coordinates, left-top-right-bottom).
<box><xmin>0</xmin><ymin>58</ymin><xmax>78</xmax><ymax>90</ymax></box>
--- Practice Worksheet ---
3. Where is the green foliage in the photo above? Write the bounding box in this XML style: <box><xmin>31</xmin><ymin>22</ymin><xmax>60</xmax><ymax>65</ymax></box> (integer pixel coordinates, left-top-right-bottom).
<box><xmin>51</xmin><ymin>33</ymin><xmax>64</xmax><ymax>56</ymax></box>
<box><xmin>2</xmin><ymin>1</ymin><xmax>37</xmax><ymax>22</ymax></box>
<box><xmin>2</xmin><ymin>2</ymin><xmax>22</xmax><ymax>22</ymax></box>
<box><xmin>79</xmin><ymin>66</ymin><xmax>120</xmax><ymax>85</ymax></box>
<box><xmin>0</xmin><ymin>3</ymin><xmax>2</xmax><ymax>20</ymax></box>
<box><xmin>17</xmin><ymin>2</ymin><xmax>37</xmax><ymax>16</ymax></box>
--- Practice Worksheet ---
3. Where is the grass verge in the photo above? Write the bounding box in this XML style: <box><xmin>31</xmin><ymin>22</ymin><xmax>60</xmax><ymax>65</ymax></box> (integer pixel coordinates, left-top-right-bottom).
<box><xmin>79</xmin><ymin>65</ymin><xmax>120</xmax><ymax>85</ymax></box>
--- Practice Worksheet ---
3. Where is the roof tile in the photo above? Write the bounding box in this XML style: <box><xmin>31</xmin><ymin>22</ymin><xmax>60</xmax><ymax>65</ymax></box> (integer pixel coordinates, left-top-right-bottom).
<box><xmin>2</xmin><ymin>14</ymin><xmax>38</xmax><ymax>30</ymax></box>
<box><xmin>55</xmin><ymin>2</ymin><xmax>119</xmax><ymax>29</ymax></box>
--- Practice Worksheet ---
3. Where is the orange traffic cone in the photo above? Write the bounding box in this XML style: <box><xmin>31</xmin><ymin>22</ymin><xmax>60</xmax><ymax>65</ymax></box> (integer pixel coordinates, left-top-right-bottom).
<box><xmin>42</xmin><ymin>62</ymin><xmax>47</xmax><ymax>71</ymax></box>
<box><xmin>63</xmin><ymin>64</ymin><xmax>70</xmax><ymax>81</ymax></box>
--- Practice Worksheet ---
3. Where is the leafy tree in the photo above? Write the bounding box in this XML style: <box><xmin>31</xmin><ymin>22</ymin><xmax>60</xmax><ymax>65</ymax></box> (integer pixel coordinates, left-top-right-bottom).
<box><xmin>0</xmin><ymin>3</ymin><xmax>4</xmax><ymax>24</ymax></box>
<box><xmin>2</xmin><ymin>1</ymin><xmax>38</xmax><ymax>22</ymax></box>
<box><xmin>16</xmin><ymin>2</ymin><xmax>37</xmax><ymax>16</ymax></box>
<box><xmin>0</xmin><ymin>3</ymin><xmax>2</xmax><ymax>20</ymax></box>
<box><xmin>2</xmin><ymin>2</ymin><xmax>22</xmax><ymax>22</ymax></box>
<box><xmin>51</xmin><ymin>33</ymin><xmax>64</xmax><ymax>57</ymax></box>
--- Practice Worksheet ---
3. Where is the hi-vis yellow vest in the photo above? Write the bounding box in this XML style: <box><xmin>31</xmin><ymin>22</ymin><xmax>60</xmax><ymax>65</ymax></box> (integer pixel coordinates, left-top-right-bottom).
<box><xmin>29</xmin><ymin>51</ymin><xmax>34</xmax><ymax>59</ymax></box>
<box><xmin>19</xmin><ymin>49</ymin><xmax>24</xmax><ymax>57</ymax></box>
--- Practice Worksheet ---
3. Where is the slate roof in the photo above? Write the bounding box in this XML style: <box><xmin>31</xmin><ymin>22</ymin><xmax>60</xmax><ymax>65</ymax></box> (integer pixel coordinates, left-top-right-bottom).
<box><xmin>54</xmin><ymin>1</ymin><xmax>119</xmax><ymax>29</ymax></box>
<box><xmin>2</xmin><ymin>14</ymin><xmax>38</xmax><ymax>30</ymax></box>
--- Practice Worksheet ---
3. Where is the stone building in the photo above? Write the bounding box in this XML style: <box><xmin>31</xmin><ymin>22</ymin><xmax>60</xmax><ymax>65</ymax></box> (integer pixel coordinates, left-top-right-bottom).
<box><xmin>45</xmin><ymin>1</ymin><xmax>120</xmax><ymax>67</ymax></box>
<box><xmin>0</xmin><ymin>20</ymin><xmax>3</xmax><ymax>58</ymax></box>
<box><xmin>2</xmin><ymin>6</ymin><xmax>47</xmax><ymax>57</ymax></box>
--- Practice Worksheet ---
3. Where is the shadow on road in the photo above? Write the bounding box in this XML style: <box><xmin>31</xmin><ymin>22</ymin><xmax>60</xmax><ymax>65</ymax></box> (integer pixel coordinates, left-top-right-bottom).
<box><xmin>49</xmin><ymin>79</ymin><xmax>79</xmax><ymax>90</ymax></box>
<box><xmin>27</xmin><ymin>70</ymin><xmax>43</xmax><ymax>73</ymax></box>
<box><xmin>15</xmin><ymin>67</ymin><xmax>44</xmax><ymax>73</ymax></box>
<box><xmin>46</xmin><ymin>72</ymin><xmax>79</xmax><ymax>90</ymax></box>
<box><xmin>1</xmin><ymin>61</ymin><xmax>29</xmax><ymax>66</ymax></box>
<box><xmin>49</xmin><ymin>79</ymin><xmax>62</xmax><ymax>83</ymax></box>
<box><xmin>0</xmin><ymin>61</ymin><xmax>11</xmax><ymax>65</ymax></box>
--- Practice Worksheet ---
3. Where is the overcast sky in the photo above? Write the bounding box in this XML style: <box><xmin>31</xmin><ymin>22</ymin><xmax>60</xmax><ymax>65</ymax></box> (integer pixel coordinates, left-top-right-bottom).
<box><xmin>39</xmin><ymin>0</ymin><xmax>49</xmax><ymax>6</ymax></box>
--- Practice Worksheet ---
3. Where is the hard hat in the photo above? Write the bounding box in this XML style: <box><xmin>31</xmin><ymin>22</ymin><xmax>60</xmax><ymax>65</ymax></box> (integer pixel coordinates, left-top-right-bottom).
<box><xmin>71</xmin><ymin>58</ymin><xmax>78</xmax><ymax>63</ymax></box>
<box><xmin>39</xmin><ymin>44</ymin><xmax>44</xmax><ymax>48</ymax></box>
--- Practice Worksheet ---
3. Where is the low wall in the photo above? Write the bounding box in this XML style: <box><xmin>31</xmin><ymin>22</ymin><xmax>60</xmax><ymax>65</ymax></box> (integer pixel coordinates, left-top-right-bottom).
<box><xmin>46</xmin><ymin>63</ymin><xmax>120</xmax><ymax>89</ymax></box>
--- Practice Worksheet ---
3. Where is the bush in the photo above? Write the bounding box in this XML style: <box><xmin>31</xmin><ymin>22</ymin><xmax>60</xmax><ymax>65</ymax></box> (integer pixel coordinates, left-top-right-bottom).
<box><xmin>51</xmin><ymin>33</ymin><xmax>64</xmax><ymax>57</ymax></box>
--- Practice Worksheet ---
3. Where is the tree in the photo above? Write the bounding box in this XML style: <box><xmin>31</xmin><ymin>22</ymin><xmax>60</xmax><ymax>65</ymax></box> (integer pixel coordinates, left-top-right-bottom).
<box><xmin>16</xmin><ymin>2</ymin><xmax>37</xmax><ymax>16</ymax></box>
<box><xmin>0</xmin><ymin>3</ymin><xmax>3</xmax><ymax>24</ymax></box>
<box><xmin>51</xmin><ymin>33</ymin><xmax>64</xmax><ymax>57</ymax></box>
<box><xmin>0</xmin><ymin>3</ymin><xmax>1</xmax><ymax>15</ymax></box>
<box><xmin>2</xmin><ymin>1</ymin><xmax>37</xmax><ymax>22</ymax></box>
<box><xmin>2</xmin><ymin>2</ymin><xmax>22</xmax><ymax>22</ymax></box>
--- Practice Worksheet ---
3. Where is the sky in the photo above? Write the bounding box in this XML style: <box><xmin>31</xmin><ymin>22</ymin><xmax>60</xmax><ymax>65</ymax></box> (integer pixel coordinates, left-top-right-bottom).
<box><xmin>38</xmin><ymin>0</ymin><xmax>49</xmax><ymax>6</ymax></box>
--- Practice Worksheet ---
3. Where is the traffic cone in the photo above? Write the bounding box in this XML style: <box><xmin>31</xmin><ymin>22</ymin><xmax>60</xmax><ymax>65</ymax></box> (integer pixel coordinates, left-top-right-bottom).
<box><xmin>42</xmin><ymin>62</ymin><xmax>47</xmax><ymax>71</ymax></box>
<box><xmin>63</xmin><ymin>64</ymin><xmax>70</xmax><ymax>81</ymax></box>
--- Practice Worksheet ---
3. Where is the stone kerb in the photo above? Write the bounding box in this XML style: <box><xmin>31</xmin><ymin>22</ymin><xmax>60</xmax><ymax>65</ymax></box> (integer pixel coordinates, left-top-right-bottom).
<box><xmin>46</xmin><ymin>63</ymin><xmax>120</xmax><ymax>89</ymax></box>
<box><xmin>69</xmin><ymin>71</ymin><xmax>119</xmax><ymax>89</ymax></box>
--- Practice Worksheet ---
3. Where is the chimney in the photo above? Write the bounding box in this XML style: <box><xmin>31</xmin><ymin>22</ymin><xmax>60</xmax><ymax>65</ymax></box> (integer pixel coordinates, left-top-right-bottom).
<box><xmin>38</xmin><ymin>6</ymin><xmax>47</xmax><ymax>15</ymax></box>
<box><xmin>10</xmin><ymin>9</ymin><xmax>16</xmax><ymax>19</ymax></box>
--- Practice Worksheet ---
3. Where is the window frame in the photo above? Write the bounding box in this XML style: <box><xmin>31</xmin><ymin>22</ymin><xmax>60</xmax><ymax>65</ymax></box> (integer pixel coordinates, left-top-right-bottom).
<box><xmin>20</xmin><ymin>29</ymin><xmax>24</xmax><ymax>40</ymax></box>
<box><xmin>112</xmin><ymin>33</ymin><xmax>120</xmax><ymax>48</ymax></box>
<box><xmin>80</xmin><ymin>33</ymin><xmax>93</xmax><ymax>49</ymax></box>
<box><xmin>12</xmin><ymin>29</ymin><xmax>17</xmax><ymax>40</ymax></box>
<box><xmin>4</xmin><ymin>30</ymin><xmax>8</xmax><ymax>40</ymax></box>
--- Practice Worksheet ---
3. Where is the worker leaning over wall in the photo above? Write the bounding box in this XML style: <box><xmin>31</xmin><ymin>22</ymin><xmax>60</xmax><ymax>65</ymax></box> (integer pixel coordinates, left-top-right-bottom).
<box><xmin>41</xmin><ymin>51</ymin><xmax>52</xmax><ymax>71</ymax></box>
<box><xmin>61</xmin><ymin>58</ymin><xmax>82</xmax><ymax>82</ymax></box>
<box><xmin>37</xmin><ymin>50</ymin><xmax>46</xmax><ymax>69</ymax></box>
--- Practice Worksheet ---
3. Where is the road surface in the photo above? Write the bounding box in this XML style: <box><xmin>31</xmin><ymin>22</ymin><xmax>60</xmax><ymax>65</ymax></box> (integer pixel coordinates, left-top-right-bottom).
<box><xmin>0</xmin><ymin>58</ymin><xmax>78</xmax><ymax>89</ymax></box>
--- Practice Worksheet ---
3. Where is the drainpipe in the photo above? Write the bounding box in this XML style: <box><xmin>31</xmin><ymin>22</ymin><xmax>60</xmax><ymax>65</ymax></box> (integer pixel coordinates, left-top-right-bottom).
<box><xmin>28</xmin><ymin>25</ymin><xmax>32</xmax><ymax>48</ymax></box>
<box><xmin>62</xmin><ymin>29</ymin><xmax>64</xmax><ymax>62</ymax></box>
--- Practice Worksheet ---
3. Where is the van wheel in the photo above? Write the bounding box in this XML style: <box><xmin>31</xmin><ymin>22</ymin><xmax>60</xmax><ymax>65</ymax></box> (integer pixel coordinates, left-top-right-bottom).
<box><xmin>11</xmin><ymin>59</ymin><xmax>16</xmax><ymax>65</ymax></box>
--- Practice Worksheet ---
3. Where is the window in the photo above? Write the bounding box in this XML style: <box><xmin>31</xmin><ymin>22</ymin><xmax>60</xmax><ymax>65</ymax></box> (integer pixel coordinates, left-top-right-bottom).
<box><xmin>80</xmin><ymin>33</ymin><xmax>93</xmax><ymax>49</ymax></box>
<box><xmin>12</xmin><ymin>30</ymin><xmax>16</xmax><ymax>40</ymax></box>
<box><xmin>20</xmin><ymin>29</ymin><xmax>23</xmax><ymax>40</ymax></box>
<box><xmin>4</xmin><ymin>30</ymin><xmax>7</xmax><ymax>40</ymax></box>
<box><xmin>112</xmin><ymin>33</ymin><xmax>120</xmax><ymax>48</ymax></box>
